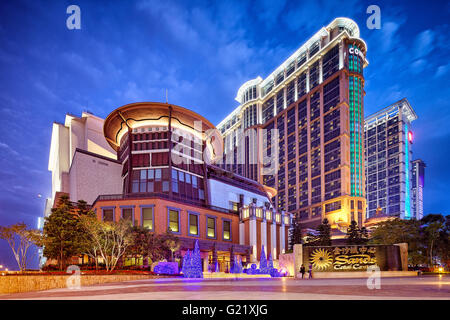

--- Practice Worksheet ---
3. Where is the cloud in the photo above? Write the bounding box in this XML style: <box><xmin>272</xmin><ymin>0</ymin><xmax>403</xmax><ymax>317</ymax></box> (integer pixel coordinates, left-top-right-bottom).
<box><xmin>413</xmin><ymin>29</ymin><xmax>435</xmax><ymax>59</ymax></box>
<box><xmin>0</xmin><ymin>141</ymin><xmax>19</xmax><ymax>156</ymax></box>
<box><xmin>410</xmin><ymin>59</ymin><xmax>427</xmax><ymax>74</ymax></box>
<box><xmin>435</xmin><ymin>64</ymin><xmax>449</xmax><ymax>78</ymax></box>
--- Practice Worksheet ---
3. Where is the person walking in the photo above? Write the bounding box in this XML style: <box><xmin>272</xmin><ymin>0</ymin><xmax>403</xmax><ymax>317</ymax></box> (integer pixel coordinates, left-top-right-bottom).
<box><xmin>300</xmin><ymin>264</ymin><xmax>306</xmax><ymax>279</ymax></box>
<box><xmin>308</xmin><ymin>263</ymin><xmax>313</xmax><ymax>279</ymax></box>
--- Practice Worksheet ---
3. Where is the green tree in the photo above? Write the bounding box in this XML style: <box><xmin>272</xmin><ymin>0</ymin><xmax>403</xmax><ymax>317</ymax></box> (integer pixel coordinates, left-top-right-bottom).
<box><xmin>421</xmin><ymin>214</ymin><xmax>446</xmax><ymax>266</ymax></box>
<box><xmin>0</xmin><ymin>223</ymin><xmax>42</xmax><ymax>272</ymax></box>
<box><xmin>346</xmin><ymin>221</ymin><xmax>369</xmax><ymax>245</ymax></box>
<box><xmin>160</xmin><ymin>231</ymin><xmax>181</xmax><ymax>262</ymax></box>
<box><xmin>305</xmin><ymin>219</ymin><xmax>331</xmax><ymax>246</ymax></box>
<box><xmin>78</xmin><ymin>211</ymin><xmax>102</xmax><ymax>270</ymax></box>
<box><xmin>369</xmin><ymin>218</ymin><xmax>424</xmax><ymax>265</ymax></box>
<box><xmin>42</xmin><ymin>195</ymin><xmax>85</xmax><ymax>270</ymax></box>
<box><xmin>288</xmin><ymin>215</ymin><xmax>302</xmax><ymax>250</ymax></box>
<box><xmin>81</xmin><ymin>217</ymin><xmax>133</xmax><ymax>272</ymax></box>
<box><xmin>346</xmin><ymin>220</ymin><xmax>360</xmax><ymax>245</ymax></box>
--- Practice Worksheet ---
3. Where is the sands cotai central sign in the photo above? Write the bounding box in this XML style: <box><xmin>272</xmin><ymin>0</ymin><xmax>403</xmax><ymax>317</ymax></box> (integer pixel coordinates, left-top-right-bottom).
<box><xmin>307</xmin><ymin>246</ymin><xmax>378</xmax><ymax>271</ymax></box>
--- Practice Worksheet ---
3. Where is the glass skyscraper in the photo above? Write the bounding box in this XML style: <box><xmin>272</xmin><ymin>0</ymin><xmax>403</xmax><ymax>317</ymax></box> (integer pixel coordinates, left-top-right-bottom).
<box><xmin>364</xmin><ymin>98</ymin><xmax>417</xmax><ymax>220</ymax></box>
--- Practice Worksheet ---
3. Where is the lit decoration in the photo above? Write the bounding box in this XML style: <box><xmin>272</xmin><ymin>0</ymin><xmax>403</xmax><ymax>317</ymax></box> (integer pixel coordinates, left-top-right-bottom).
<box><xmin>408</xmin><ymin>131</ymin><xmax>413</xmax><ymax>143</ymax></box>
<box><xmin>181</xmin><ymin>240</ymin><xmax>203</xmax><ymax>278</ymax></box>
<box><xmin>267</xmin><ymin>252</ymin><xmax>274</xmax><ymax>271</ymax></box>
<box><xmin>230</xmin><ymin>255</ymin><xmax>243</xmax><ymax>274</ymax></box>
<box><xmin>154</xmin><ymin>262</ymin><xmax>179</xmax><ymax>275</ymax></box>
<box><xmin>259</xmin><ymin>245</ymin><xmax>268</xmax><ymax>274</ymax></box>
<box><xmin>214</xmin><ymin>260</ymin><xmax>219</xmax><ymax>273</ymax></box>
<box><xmin>310</xmin><ymin>248</ymin><xmax>333</xmax><ymax>270</ymax></box>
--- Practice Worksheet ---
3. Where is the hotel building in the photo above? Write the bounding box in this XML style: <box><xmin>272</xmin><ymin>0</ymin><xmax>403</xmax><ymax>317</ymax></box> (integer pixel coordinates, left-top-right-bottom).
<box><xmin>364</xmin><ymin>98</ymin><xmax>417</xmax><ymax>221</ymax></box>
<box><xmin>411</xmin><ymin>159</ymin><xmax>425</xmax><ymax>220</ymax></box>
<box><xmin>46</xmin><ymin>102</ymin><xmax>291</xmax><ymax>271</ymax></box>
<box><xmin>217</xmin><ymin>18</ymin><xmax>368</xmax><ymax>236</ymax></box>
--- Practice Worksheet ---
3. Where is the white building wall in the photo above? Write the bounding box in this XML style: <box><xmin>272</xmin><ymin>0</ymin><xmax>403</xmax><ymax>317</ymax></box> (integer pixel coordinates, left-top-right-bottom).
<box><xmin>207</xmin><ymin>178</ymin><xmax>269</xmax><ymax>209</ymax></box>
<box><xmin>48</xmin><ymin>112</ymin><xmax>119</xmax><ymax>206</ymax></box>
<box><xmin>69</xmin><ymin>151</ymin><xmax>122</xmax><ymax>204</ymax></box>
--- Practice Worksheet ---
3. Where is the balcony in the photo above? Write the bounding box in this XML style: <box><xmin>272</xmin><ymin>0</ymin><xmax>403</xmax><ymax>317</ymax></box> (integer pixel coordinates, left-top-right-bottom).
<box><xmin>239</xmin><ymin>203</ymin><xmax>292</xmax><ymax>226</ymax></box>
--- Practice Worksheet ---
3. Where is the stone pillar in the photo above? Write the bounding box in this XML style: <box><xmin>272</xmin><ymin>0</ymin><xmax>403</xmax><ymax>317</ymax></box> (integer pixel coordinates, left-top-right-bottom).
<box><xmin>280</xmin><ymin>212</ymin><xmax>286</xmax><ymax>254</ymax></box>
<box><xmin>249</xmin><ymin>217</ymin><xmax>257</xmax><ymax>262</ymax></box>
<box><xmin>293</xmin><ymin>244</ymin><xmax>303</xmax><ymax>279</ymax></box>
<box><xmin>271</xmin><ymin>218</ymin><xmax>277</xmax><ymax>259</ymax></box>
<box><xmin>261</xmin><ymin>218</ymin><xmax>267</xmax><ymax>254</ymax></box>
<box><xmin>239</xmin><ymin>221</ymin><xmax>245</xmax><ymax>245</ymax></box>
<box><xmin>203</xmin><ymin>255</ymin><xmax>209</xmax><ymax>272</ymax></box>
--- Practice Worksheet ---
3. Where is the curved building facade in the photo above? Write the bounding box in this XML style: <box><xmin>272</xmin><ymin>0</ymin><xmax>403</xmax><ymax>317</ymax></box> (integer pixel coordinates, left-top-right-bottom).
<box><xmin>46</xmin><ymin>102</ymin><xmax>291</xmax><ymax>269</ymax></box>
<box><xmin>217</xmin><ymin>18</ymin><xmax>368</xmax><ymax>236</ymax></box>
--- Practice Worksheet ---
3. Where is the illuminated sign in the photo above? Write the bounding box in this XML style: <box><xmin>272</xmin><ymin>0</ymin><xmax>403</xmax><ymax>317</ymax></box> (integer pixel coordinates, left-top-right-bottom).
<box><xmin>408</xmin><ymin>131</ymin><xmax>413</xmax><ymax>143</ymax></box>
<box><xmin>349</xmin><ymin>47</ymin><xmax>366</xmax><ymax>62</ymax></box>
<box><xmin>309</xmin><ymin>246</ymin><xmax>378</xmax><ymax>271</ymax></box>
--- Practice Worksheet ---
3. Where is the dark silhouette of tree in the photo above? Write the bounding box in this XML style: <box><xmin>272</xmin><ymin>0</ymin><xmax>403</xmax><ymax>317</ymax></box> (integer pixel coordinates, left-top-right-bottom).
<box><xmin>288</xmin><ymin>215</ymin><xmax>302</xmax><ymax>250</ymax></box>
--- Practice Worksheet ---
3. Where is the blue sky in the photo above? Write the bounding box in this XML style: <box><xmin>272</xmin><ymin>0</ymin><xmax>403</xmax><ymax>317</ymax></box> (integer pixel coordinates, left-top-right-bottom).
<box><xmin>0</xmin><ymin>0</ymin><xmax>449</xmax><ymax>269</ymax></box>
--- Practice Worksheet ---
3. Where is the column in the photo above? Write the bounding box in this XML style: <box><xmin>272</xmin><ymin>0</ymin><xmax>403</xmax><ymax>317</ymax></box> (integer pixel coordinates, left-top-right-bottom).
<box><xmin>249</xmin><ymin>217</ymin><xmax>257</xmax><ymax>262</ymax></box>
<box><xmin>339</xmin><ymin>40</ymin><xmax>344</xmax><ymax>70</ymax></box>
<box><xmin>280</xmin><ymin>212</ymin><xmax>286</xmax><ymax>254</ymax></box>
<box><xmin>261</xmin><ymin>216</ymin><xmax>267</xmax><ymax>254</ymax></box>
<box><xmin>306</xmin><ymin>68</ymin><xmax>310</xmax><ymax>93</ymax></box>
<box><xmin>271</xmin><ymin>210</ymin><xmax>277</xmax><ymax>259</ymax></box>
<box><xmin>319</xmin><ymin>58</ymin><xmax>323</xmax><ymax>84</ymax></box>
<box><xmin>239</xmin><ymin>221</ymin><xmax>245</xmax><ymax>245</ymax></box>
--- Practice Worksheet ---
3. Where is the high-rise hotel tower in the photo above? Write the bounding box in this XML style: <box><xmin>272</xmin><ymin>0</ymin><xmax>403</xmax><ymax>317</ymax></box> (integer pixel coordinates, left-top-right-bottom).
<box><xmin>364</xmin><ymin>99</ymin><xmax>417</xmax><ymax>220</ymax></box>
<box><xmin>217</xmin><ymin>18</ymin><xmax>368</xmax><ymax>236</ymax></box>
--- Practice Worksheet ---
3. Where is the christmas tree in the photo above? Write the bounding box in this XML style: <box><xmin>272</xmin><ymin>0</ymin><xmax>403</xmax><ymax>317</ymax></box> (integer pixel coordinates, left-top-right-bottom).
<box><xmin>182</xmin><ymin>240</ymin><xmax>203</xmax><ymax>278</ymax></box>
<box><xmin>267</xmin><ymin>251</ymin><xmax>274</xmax><ymax>272</ymax></box>
<box><xmin>192</xmin><ymin>239</ymin><xmax>203</xmax><ymax>278</ymax></box>
<box><xmin>259</xmin><ymin>245</ymin><xmax>268</xmax><ymax>274</ymax></box>
<box><xmin>181</xmin><ymin>250</ymin><xmax>191</xmax><ymax>277</ymax></box>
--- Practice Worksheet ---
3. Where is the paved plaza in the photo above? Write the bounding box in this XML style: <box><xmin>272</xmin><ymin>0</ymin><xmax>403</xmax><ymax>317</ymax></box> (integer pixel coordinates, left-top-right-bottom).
<box><xmin>0</xmin><ymin>275</ymin><xmax>449</xmax><ymax>300</ymax></box>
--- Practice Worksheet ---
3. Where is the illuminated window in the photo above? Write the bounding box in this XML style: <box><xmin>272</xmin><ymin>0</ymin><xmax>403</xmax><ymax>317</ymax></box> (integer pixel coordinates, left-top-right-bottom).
<box><xmin>189</xmin><ymin>213</ymin><xmax>199</xmax><ymax>236</ymax></box>
<box><xmin>142</xmin><ymin>207</ymin><xmax>153</xmax><ymax>230</ymax></box>
<box><xmin>223</xmin><ymin>220</ymin><xmax>231</xmax><ymax>240</ymax></box>
<box><xmin>207</xmin><ymin>217</ymin><xmax>216</xmax><ymax>238</ymax></box>
<box><xmin>168</xmin><ymin>209</ymin><xmax>179</xmax><ymax>233</ymax></box>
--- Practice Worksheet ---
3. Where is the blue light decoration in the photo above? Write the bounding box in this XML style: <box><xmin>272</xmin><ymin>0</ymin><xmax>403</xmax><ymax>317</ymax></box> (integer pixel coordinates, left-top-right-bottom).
<box><xmin>230</xmin><ymin>255</ymin><xmax>243</xmax><ymax>273</ymax></box>
<box><xmin>270</xmin><ymin>268</ymin><xmax>281</xmax><ymax>277</ymax></box>
<box><xmin>242</xmin><ymin>245</ymin><xmax>286</xmax><ymax>277</ymax></box>
<box><xmin>267</xmin><ymin>251</ymin><xmax>274</xmax><ymax>271</ymax></box>
<box><xmin>215</xmin><ymin>260</ymin><xmax>219</xmax><ymax>272</ymax></box>
<box><xmin>153</xmin><ymin>262</ymin><xmax>179</xmax><ymax>275</ymax></box>
<box><xmin>181</xmin><ymin>240</ymin><xmax>203</xmax><ymax>278</ymax></box>
<box><xmin>259</xmin><ymin>245</ymin><xmax>268</xmax><ymax>274</ymax></box>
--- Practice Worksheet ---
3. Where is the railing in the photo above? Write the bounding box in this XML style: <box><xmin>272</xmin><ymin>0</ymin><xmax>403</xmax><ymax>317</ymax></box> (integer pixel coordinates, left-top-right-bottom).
<box><xmin>93</xmin><ymin>192</ymin><xmax>238</xmax><ymax>215</ymax></box>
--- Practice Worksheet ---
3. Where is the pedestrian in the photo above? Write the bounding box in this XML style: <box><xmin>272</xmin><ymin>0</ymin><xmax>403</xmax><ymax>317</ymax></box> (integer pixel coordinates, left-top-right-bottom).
<box><xmin>308</xmin><ymin>263</ymin><xmax>313</xmax><ymax>279</ymax></box>
<box><xmin>300</xmin><ymin>264</ymin><xmax>306</xmax><ymax>279</ymax></box>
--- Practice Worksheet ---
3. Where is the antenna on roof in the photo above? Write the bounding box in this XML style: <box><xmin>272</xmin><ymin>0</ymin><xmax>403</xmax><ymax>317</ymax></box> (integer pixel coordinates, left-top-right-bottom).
<box><xmin>165</xmin><ymin>89</ymin><xmax>168</xmax><ymax>104</ymax></box>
